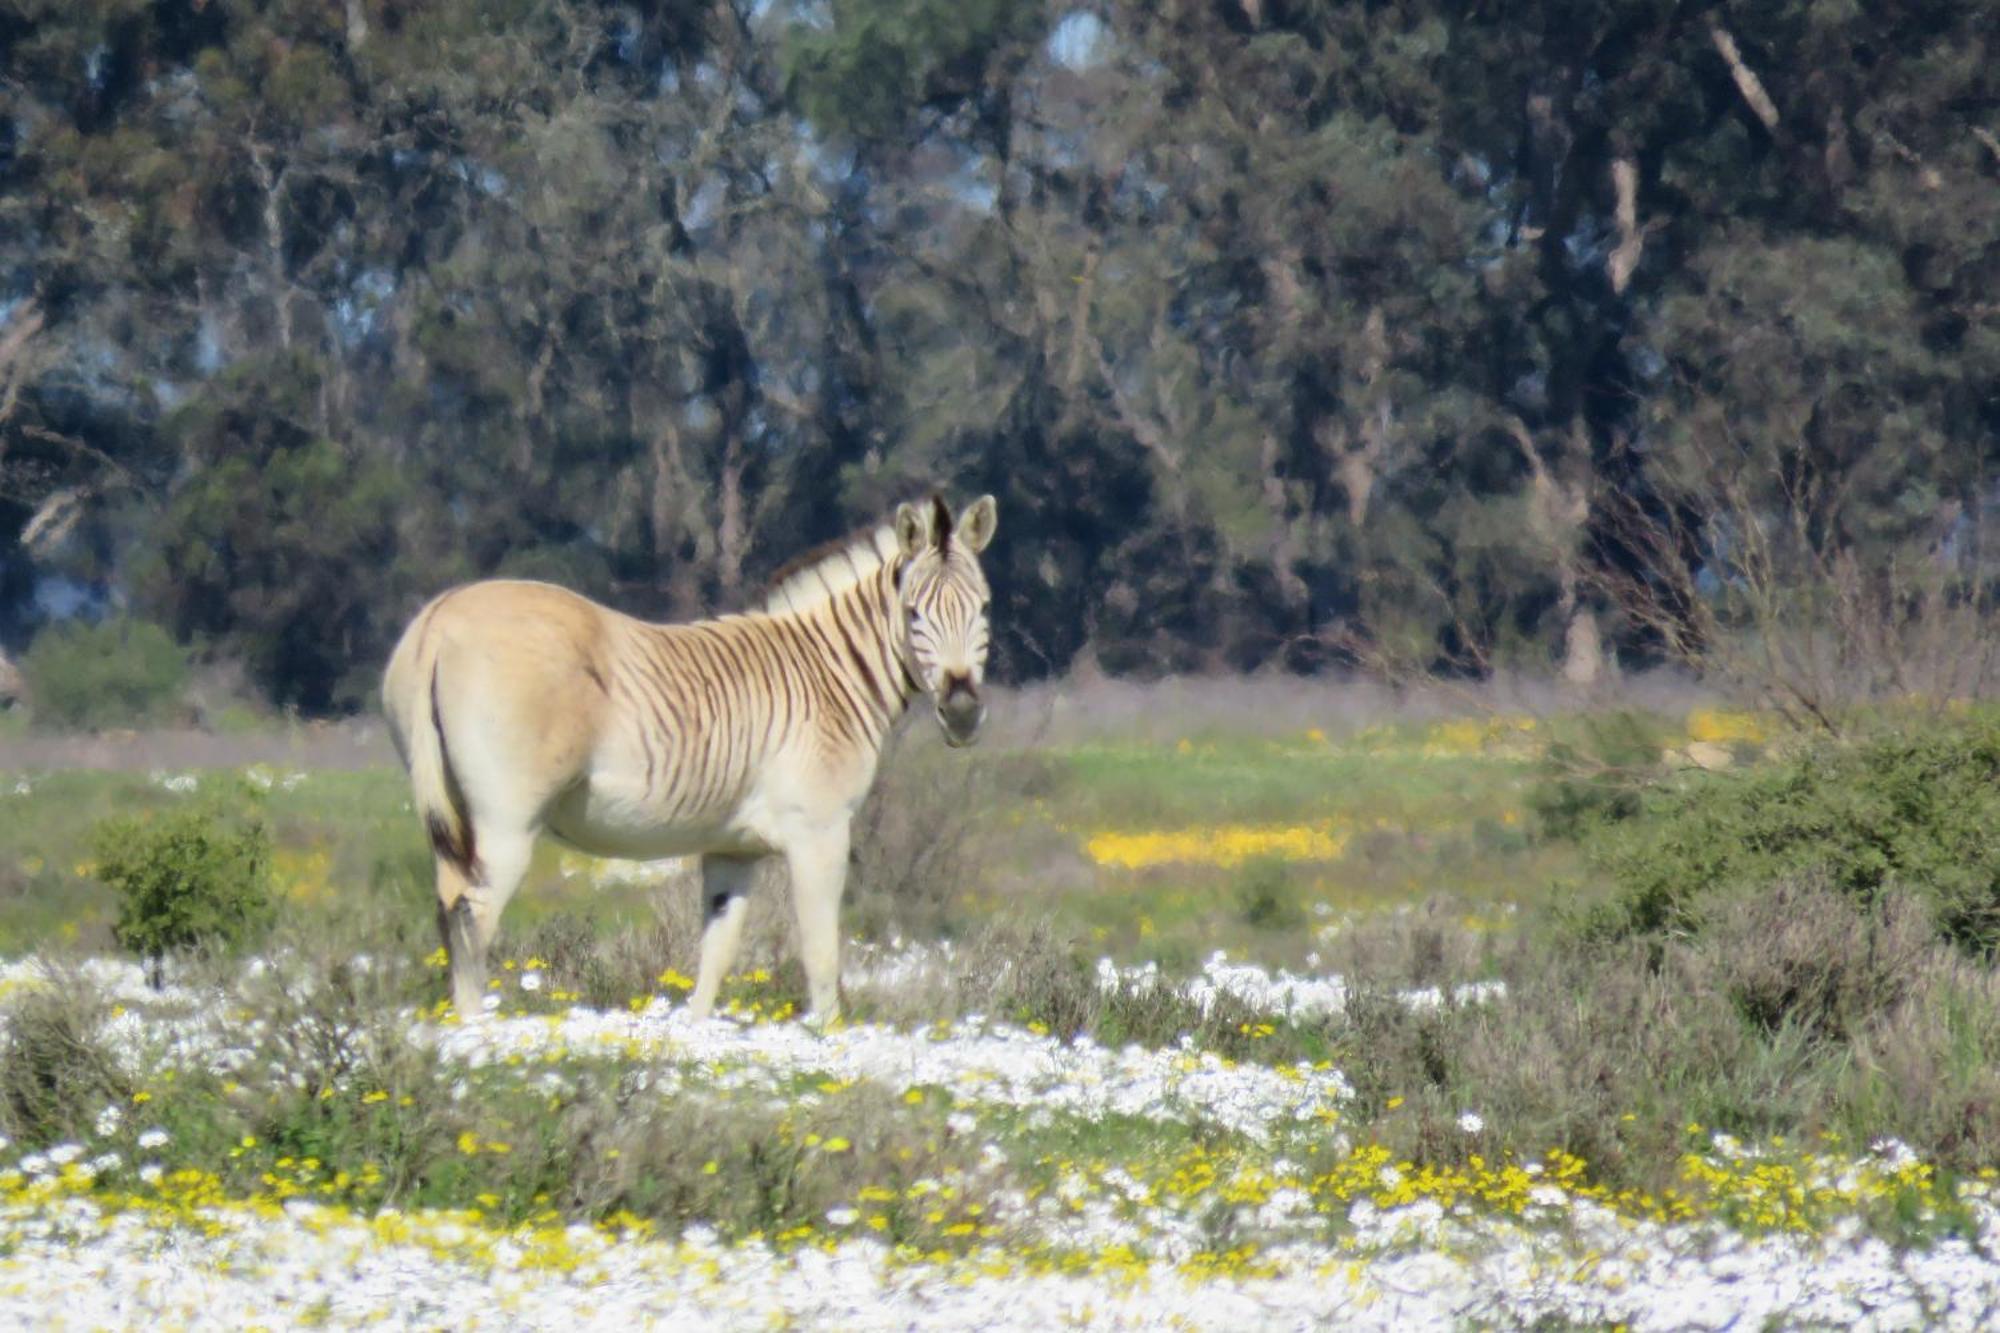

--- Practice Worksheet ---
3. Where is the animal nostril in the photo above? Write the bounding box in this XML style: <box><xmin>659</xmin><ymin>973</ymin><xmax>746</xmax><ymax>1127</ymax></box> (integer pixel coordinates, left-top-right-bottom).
<box><xmin>942</xmin><ymin>673</ymin><xmax>976</xmax><ymax>703</ymax></box>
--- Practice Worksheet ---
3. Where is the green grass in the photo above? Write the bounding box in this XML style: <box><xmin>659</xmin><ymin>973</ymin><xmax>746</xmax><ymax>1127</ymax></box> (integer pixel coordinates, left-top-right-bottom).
<box><xmin>0</xmin><ymin>726</ymin><xmax>1579</xmax><ymax>968</ymax></box>
<box><xmin>10</xmin><ymin>703</ymin><xmax>2000</xmax><ymax>1254</ymax></box>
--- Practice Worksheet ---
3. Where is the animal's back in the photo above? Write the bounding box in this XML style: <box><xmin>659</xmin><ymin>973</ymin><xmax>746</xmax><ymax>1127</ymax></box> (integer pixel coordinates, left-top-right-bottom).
<box><xmin>384</xmin><ymin>580</ymin><xmax>623</xmax><ymax>827</ymax></box>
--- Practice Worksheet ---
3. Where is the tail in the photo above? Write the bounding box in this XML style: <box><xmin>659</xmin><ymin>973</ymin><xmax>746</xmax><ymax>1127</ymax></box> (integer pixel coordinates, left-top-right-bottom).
<box><xmin>411</xmin><ymin>661</ymin><xmax>478</xmax><ymax>881</ymax></box>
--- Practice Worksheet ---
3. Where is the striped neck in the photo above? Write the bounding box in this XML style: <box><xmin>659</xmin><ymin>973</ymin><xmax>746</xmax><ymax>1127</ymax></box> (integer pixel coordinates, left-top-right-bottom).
<box><xmin>786</xmin><ymin>559</ymin><xmax>916</xmax><ymax>751</ymax></box>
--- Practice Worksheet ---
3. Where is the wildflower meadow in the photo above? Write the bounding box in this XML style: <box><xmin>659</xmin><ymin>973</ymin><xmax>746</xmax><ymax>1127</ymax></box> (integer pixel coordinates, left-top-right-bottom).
<box><xmin>4</xmin><ymin>688</ymin><xmax>2000</xmax><ymax>1328</ymax></box>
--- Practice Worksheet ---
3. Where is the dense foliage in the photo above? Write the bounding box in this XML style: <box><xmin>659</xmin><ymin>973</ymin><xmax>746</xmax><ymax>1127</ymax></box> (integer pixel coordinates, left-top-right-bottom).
<box><xmin>1</xmin><ymin>1</ymin><xmax>1996</xmax><ymax>710</ymax></box>
<box><xmin>19</xmin><ymin>615</ymin><xmax>189</xmax><ymax>729</ymax></box>
<box><xmin>1588</xmin><ymin>725</ymin><xmax>2000</xmax><ymax>956</ymax></box>
<box><xmin>95</xmin><ymin>802</ymin><xmax>275</xmax><ymax>984</ymax></box>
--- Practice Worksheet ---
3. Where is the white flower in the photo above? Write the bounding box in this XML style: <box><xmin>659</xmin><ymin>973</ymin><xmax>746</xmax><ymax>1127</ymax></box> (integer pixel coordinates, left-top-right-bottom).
<box><xmin>1870</xmin><ymin>1137</ymin><xmax>1920</xmax><ymax>1171</ymax></box>
<box><xmin>138</xmin><ymin>1128</ymin><xmax>170</xmax><ymax>1151</ymax></box>
<box><xmin>1377</xmin><ymin>1165</ymin><xmax>1403</xmax><ymax>1190</ymax></box>
<box><xmin>519</xmin><ymin>971</ymin><xmax>543</xmax><ymax>993</ymax></box>
<box><xmin>88</xmin><ymin>1152</ymin><xmax>122</xmax><ymax>1175</ymax></box>
<box><xmin>94</xmin><ymin>1104</ymin><xmax>123</xmax><ymax>1138</ymax></box>
<box><xmin>139</xmin><ymin>1163</ymin><xmax>163</xmax><ymax>1184</ymax></box>
<box><xmin>825</xmin><ymin>1207</ymin><xmax>859</xmax><ymax>1226</ymax></box>
<box><xmin>946</xmin><ymin>1112</ymin><xmax>977</xmax><ymax>1136</ymax></box>
<box><xmin>1457</xmin><ymin>1111</ymin><xmax>1484</xmax><ymax>1135</ymax></box>
<box><xmin>46</xmin><ymin>1142</ymin><xmax>84</xmax><ymax>1166</ymax></box>
<box><xmin>19</xmin><ymin>1154</ymin><xmax>49</xmax><ymax>1177</ymax></box>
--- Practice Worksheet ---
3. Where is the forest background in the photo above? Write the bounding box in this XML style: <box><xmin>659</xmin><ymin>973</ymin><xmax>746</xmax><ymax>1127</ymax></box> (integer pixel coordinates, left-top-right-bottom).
<box><xmin>0</xmin><ymin>0</ymin><xmax>1996</xmax><ymax>718</ymax></box>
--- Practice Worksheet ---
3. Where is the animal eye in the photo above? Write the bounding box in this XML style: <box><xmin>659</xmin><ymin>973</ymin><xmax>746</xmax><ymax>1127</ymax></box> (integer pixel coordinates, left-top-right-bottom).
<box><xmin>906</xmin><ymin>607</ymin><xmax>920</xmax><ymax>624</ymax></box>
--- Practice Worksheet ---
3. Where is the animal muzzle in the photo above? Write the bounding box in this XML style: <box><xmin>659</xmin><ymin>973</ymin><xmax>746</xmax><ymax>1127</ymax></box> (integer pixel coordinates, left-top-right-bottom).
<box><xmin>936</xmin><ymin>674</ymin><xmax>985</xmax><ymax>746</ymax></box>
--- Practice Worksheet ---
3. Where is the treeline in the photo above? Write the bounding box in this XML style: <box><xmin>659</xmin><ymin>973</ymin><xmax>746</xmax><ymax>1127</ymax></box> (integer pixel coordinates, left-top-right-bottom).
<box><xmin>1</xmin><ymin>0</ymin><xmax>1996</xmax><ymax>713</ymax></box>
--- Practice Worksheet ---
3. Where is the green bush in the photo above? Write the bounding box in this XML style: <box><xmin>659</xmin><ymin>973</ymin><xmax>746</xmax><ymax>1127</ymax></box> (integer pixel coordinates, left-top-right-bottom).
<box><xmin>1526</xmin><ymin>711</ymin><xmax>1664</xmax><ymax>841</ymax></box>
<box><xmin>1234</xmin><ymin>857</ymin><xmax>1302</xmax><ymax>931</ymax></box>
<box><xmin>22</xmin><ymin>617</ymin><xmax>190</xmax><ymax>730</ymax></box>
<box><xmin>1587</xmin><ymin>725</ymin><xmax>2000</xmax><ymax>955</ymax></box>
<box><xmin>93</xmin><ymin>803</ymin><xmax>276</xmax><ymax>985</ymax></box>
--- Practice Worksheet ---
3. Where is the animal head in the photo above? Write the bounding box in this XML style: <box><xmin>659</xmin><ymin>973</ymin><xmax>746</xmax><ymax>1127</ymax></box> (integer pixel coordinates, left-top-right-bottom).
<box><xmin>894</xmin><ymin>494</ymin><xmax>996</xmax><ymax>747</ymax></box>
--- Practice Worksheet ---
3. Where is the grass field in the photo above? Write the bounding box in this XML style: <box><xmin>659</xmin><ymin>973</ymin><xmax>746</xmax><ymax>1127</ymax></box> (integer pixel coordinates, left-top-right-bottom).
<box><xmin>4</xmin><ymin>686</ymin><xmax>2000</xmax><ymax>1327</ymax></box>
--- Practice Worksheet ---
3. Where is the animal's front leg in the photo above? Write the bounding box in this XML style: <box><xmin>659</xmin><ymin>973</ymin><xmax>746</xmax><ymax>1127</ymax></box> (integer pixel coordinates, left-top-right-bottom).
<box><xmin>785</xmin><ymin>825</ymin><xmax>853</xmax><ymax>1023</ymax></box>
<box><xmin>690</xmin><ymin>854</ymin><xmax>761</xmax><ymax>1019</ymax></box>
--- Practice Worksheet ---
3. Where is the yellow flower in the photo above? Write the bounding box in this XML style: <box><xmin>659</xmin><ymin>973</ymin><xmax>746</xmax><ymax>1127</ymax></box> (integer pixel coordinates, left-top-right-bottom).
<box><xmin>457</xmin><ymin>1131</ymin><xmax>480</xmax><ymax>1155</ymax></box>
<box><xmin>1084</xmin><ymin>822</ymin><xmax>1350</xmax><ymax>870</ymax></box>
<box><xmin>1686</xmin><ymin>708</ymin><xmax>1768</xmax><ymax>744</ymax></box>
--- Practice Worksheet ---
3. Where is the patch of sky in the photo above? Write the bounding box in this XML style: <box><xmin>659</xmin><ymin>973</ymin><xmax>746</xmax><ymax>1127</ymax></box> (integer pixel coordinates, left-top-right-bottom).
<box><xmin>1508</xmin><ymin>370</ymin><xmax>1549</xmax><ymax>416</ymax></box>
<box><xmin>683</xmin><ymin>176</ymin><xmax>727</xmax><ymax>231</ymax></box>
<box><xmin>33</xmin><ymin>574</ymin><xmax>108</xmax><ymax>622</ymax></box>
<box><xmin>1038</xmin><ymin>124</ymin><xmax>1087</xmax><ymax>174</ymax></box>
<box><xmin>942</xmin><ymin>145</ymin><xmax>998</xmax><ymax>214</ymax></box>
<box><xmin>332</xmin><ymin>270</ymin><xmax>396</xmax><ymax>349</ymax></box>
<box><xmin>802</xmin><ymin>126</ymin><xmax>857</xmax><ymax>188</ymax></box>
<box><xmin>1047</xmin><ymin>11</ymin><xmax>1107</xmax><ymax>72</ymax></box>
<box><xmin>1563</xmin><ymin>221</ymin><xmax>1610</xmax><ymax>269</ymax></box>
<box><xmin>448</xmin><ymin>157</ymin><xmax>507</xmax><ymax>197</ymax></box>
<box><xmin>783</xmin><ymin>0</ymin><xmax>831</xmax><ymax>31</ymax></box>
<box><xmin>195</xmin><ymin>319</ymin><xmax>225</xmax><ymax>375</ymax></box>
<box><xmin>683</xmin><ymin>398</ymin><xmax>718</xmax><ymax>434</ymax></box>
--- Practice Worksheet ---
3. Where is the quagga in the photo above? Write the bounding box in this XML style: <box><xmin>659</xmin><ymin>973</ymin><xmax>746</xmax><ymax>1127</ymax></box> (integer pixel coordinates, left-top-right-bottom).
<box><xmin>381</xmin><ymin>494</ymin><xmax>997</xmax><ymax>1020</ymax></box>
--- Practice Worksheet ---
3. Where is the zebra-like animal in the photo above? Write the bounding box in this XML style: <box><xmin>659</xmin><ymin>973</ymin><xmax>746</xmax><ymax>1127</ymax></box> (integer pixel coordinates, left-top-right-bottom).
<box><xmin>381</xmin><ymin>494</ymin><xmax>996</xmax><ymax>1020</ymax></box>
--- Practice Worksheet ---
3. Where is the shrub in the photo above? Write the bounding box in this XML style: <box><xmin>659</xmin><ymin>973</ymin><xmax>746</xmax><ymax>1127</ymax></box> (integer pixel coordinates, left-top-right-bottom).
<box><xmin>93</xmin><ymin>802</ymin><xmax>276</xmax><ymax>985</ymax></box>
<box><xmin>0</xmin><ymin>977</ymin><xmax>130</xmax><ymax>1145</ymax></box>
<box><xmin>1234</xmin><ymin>857</ymin><xmax>1302</xmax><ymax>931</ymax></box>
<box><xmin>1587</xmin><ymin>723</ymin><xmax>2000</xmax><ymax>955</ymax></box>
<box><xmin>845</xmin><ymin>737</ymin><xmax>1022</xmax><ymax>943</ymax></box>
<box><xmin>21</xmin><ymin>616</ymin><xmax>190</xmax><ymax>730</ymax></box>
<box><xmin>1526</xmin><ymin>711</ymin><xmax>1664</xmax><ymax>841</ymax></box>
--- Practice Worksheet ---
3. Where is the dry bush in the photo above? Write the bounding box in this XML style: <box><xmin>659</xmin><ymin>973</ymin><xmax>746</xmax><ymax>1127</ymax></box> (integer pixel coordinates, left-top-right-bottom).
<box><xmin>0</xmin><ymin>971</ymin><xmax>129</xmax><ymax>1144</ymax></box>
<box><xmin>515</xmin><ymin>874</ymin><xmax>793</xmax><ymax>1009</ymax></box>
<box><xmin>1839</xmin><ymin>960</ymin><xmax>2000</xmax><ymax>1164</ymax></box>
<box><xmin>1330</xmin><ymin>880</ymin><xmax>2000</xmax><ymax>1189</ymax></box>
<box><xmin>1593</xmin><ymin>430</ymin><xmax>2000</xmax><ymax>731</ymax></box>
<box><xmin>1682</xmin><ymin>876</ymin><xmax>1932</xmax><ymax>1042</ymax></box>
<box><xmin>1314</xmin><ymin>897</ymin><xmax>1499</xmax><ymax>990</ymax></box>
<box><xmin>844</xmin><ymin>731</ymin><xmax>1039</xmax><ymax>944</ymax></box>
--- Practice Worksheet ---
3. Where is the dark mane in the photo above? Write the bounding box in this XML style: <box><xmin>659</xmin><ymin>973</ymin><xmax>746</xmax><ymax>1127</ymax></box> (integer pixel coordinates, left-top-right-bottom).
<box><xmin>754</xmin><ymin>520</ymin><xmax>902</xmax><ymax>616</ymax></box>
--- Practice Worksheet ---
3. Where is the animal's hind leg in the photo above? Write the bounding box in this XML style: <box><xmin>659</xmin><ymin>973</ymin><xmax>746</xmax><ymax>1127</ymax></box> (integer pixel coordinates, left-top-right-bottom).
<box><xmin>440</xmin><ymin>827</ymin><xmax>537</xmax><ymax>1017</ymax></box>
<box><xmin>689</xmin><ymin>855</ymin><xmax>760</xmax><ymax>1020</ymax></box>
<box><xmin>432</xmin><ymin>854</ymin><xmax>479</xmax><ymax>1012</ymax></box>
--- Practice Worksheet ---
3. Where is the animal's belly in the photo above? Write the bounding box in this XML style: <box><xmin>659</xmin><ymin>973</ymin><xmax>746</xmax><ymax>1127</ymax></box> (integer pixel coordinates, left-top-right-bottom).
<box><xmin>543</xmin><ymin>782</ymin><xmax>768</xmax><ymax>860</ymax></box>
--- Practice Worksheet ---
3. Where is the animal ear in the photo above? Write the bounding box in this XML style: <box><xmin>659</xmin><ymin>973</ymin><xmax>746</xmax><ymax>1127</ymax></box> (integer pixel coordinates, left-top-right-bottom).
<box><xmin>956</xmin><ymin>495</ymin><xmax>997</xmax><ymax>553</ymax></box>
<box><xmin>894</xmin><ymin>501</ymin><xmax>931</xmax><ymax>558</ymax></box>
